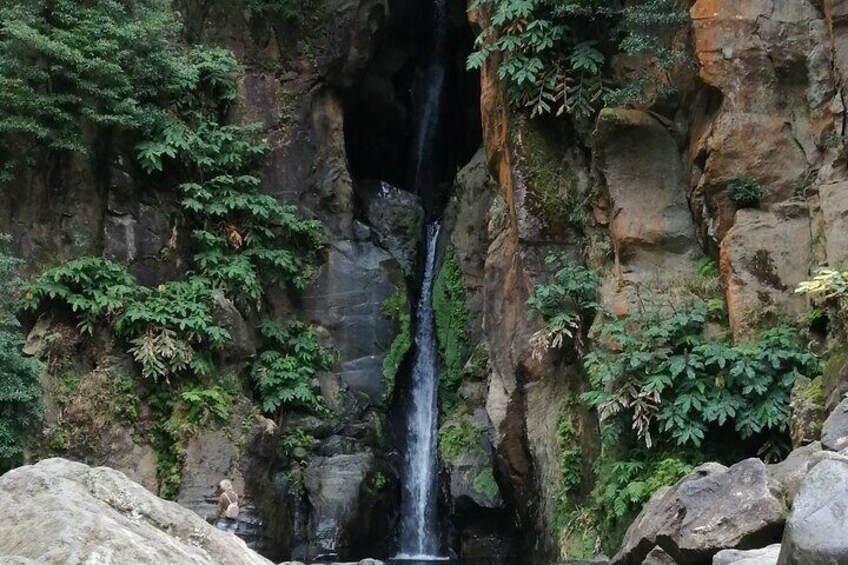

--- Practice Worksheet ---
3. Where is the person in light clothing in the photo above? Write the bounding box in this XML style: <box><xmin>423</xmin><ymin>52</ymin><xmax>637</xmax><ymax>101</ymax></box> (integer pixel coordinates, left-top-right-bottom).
<box><xmin>214</xmin><ymin>479</ymin><xmax>239</xmax><ymax>533</ymax></box>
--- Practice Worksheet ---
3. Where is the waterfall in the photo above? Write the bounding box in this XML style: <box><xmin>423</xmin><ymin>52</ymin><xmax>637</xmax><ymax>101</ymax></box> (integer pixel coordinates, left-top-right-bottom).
<box><xmin>397</xmin><ymin>223</ymin><xmax>443</xmax><ymax>559</ymax></box>
<box><xmin>397</xmin><ymin>0</ymin><xmax>448</xmax><ymax>559</ymax></box>
<box><xmin>409</xmin><ymin>0</ymin><xmax>447</xmax><ymax>197</ymax></box>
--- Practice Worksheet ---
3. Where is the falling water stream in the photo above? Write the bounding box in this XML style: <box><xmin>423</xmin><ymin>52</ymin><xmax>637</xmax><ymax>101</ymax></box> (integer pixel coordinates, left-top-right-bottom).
<box><xmin>397</xmin><ymin>223</ymin><xmax>443</xmax><ymax>560</ymax></box>
<box><xmin>396</xmin><ymin>0</ymin><xmax>448</xmax><ymax>560</ymax></box>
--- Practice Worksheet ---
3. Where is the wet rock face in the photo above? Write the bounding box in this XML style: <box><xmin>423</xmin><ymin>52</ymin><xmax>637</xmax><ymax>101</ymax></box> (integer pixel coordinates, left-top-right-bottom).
<box><xmin>688</xmin><ymin>0</ymin><xmax>838</xmax><ymax>242</ymax></box>
<box><xmin>300</xmin><ymin>238</ymin><xmax>399</xmax><ymax>404</ymax></box>
<box><xmin>0</xmin><ymin>458</ymin><xmax>273</xmax><ymax>565</ymax></box>
<box><xmin>304</xmin><ymin>452</ymin><xmax>374</xmax><ymax>558</ymax></box>
<box><xmin>777</xmin><ymin>458</ymin><xmax>848</xmax><ymax>565</ymax></box>
<box><xmin>788</xmin><ymin>378</ymin><xmax>826</xmax><ymax>448</ymax></box>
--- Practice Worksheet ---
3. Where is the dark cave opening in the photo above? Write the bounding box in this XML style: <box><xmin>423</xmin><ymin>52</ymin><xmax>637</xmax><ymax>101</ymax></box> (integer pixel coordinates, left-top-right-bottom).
<box><xmin>341</xmin><ymin>0</ymin><xmax>482</xmax><ymax>215</ymax></box>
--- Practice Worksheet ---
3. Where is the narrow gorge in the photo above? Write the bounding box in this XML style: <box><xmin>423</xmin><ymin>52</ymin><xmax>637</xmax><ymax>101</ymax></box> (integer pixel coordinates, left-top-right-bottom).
<box><xmin>2</xmin><ymin>1</ymin><xmax>848</xmax><ymax>565</ymax></box>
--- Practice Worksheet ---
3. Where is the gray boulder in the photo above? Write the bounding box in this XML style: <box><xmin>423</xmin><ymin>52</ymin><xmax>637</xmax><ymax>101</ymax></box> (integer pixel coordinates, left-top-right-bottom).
<box><xmin>303</xmin><ymin>453</ymin><xmax>375</xmax><ymax>558</ymax></box>
<box><xmin>713</xmin><ymin>544</ymin><xmax>780</xmax><ymax>564</ymax></box>
<box><xmin>0</xmin><ymin>458</ymin><xmax>272</xmax><ymax>565</ymax></box>
<box><xmin>767</xmin><ymin>442</ymin><xmax>822</xmax><ymax>503</ymax></box>
<box><xmin>613</xmin><ymin>459</ymin><xmax>784</xmax><ymax>565</ymax></box>
<box><xmin>364</xmin><ymin>184</ymin><xmax>424</xmax><ymax>273</ymax></box>
<box><xmin>777</xmin><ymin>459</ymin><xmax>848</xmax><ymax>564</ymax></box>
<box><xmin>821</xmin><ymin>400</ymin><xmax>848</xmax><ymax>452</ymax></box>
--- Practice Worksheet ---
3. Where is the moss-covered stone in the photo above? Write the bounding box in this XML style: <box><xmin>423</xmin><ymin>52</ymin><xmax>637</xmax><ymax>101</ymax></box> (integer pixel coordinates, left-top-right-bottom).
<box><xmin>433</xmin><ymin>246</ymin><xmax>470</xmax><ymax>413</ymax></box>
<box><xmin>473</xmin><ymin>467</ymin><xmax>498</xmax><ymax>499</ymax></box>
<box><xmin>438</xmin><ymin>415</ymin><xmax>481</xmax><ymax>463</ymax></box>
<box><xmin>516</xmin><ymin>118</ymin><xmax>582</xmax><ymax>235</ymax></box>
<box><xmin>789</xmin><ymin>376</ymin><xmax>826</xmax><ymax>447</ymax></box>
<box><xmin>380</xmin><ymin>284</ymin><xmax>411</xmax><ymax>403</ymax></box>
<box><xmin>823</xmin><ymin>345</ymin><xmax>848</xmax><ymax>412</ymax></box>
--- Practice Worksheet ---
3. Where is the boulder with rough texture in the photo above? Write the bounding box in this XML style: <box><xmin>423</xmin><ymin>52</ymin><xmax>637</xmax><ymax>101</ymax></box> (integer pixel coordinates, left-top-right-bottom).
<box><xmin>364</xmin><ymin>183</ymin><xmax>423</xmax><ymax>273</ymax></box>
<box><xmin>822</xmin><ymin>401</ymin><xmax>848</xmax><ymax>452</ymax></box>
<box><xmin>642</xmin><ymin>546</ymin><xmax>677</xmax><ymax>565</ymax></box>
<box><xmin>788</xmin><ymin>377</ymin><xmax>825</xmax><ymax>448</ymax></box>
<box><xmin>714</xmin><ymin>544</ymin><xmax>781</xmax><ymax>565</ymax></box>
<box><xmin>303</xmin><ymin>452</ymin><xmax>375</xmax><ymax>559</ymax></box>
<box><xmin>0</xmin><ymin>458</ymin><xmax>272</xmax><ymax>565</ymax></box>
<box><xmin>212</xmin><ymin>293</ymin><xmax>256</xmax><ymax>361</ymax></box>
<box><xmin>593</xmin><ymin>108</ymin><xmax>699</xmax><ymax>287</ymax></box>
<box><xmin>777</xmin><ymin>459</ymin><xmax>848</xmax><ymax>564</ymax></box>
<box><xmin>719</xmin><ymin>204</ymin><xmax>812</xmax><ymax>340</ymax></box>
<box><xmin>613</xmin><ymin>459</ymin><xmax>785</xmax><ymax>565</ymax></box>
<box><xmin>767</xmin><ymin>442</ymin><xmax>823</xmax><ymax>503</ymax></box>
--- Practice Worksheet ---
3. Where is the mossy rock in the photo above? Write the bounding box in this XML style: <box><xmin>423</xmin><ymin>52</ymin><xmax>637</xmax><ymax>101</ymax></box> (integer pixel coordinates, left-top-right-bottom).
<box><xmin>789</xmin><ymin>376</ymin><xmax>825</xmax><ymax>447</ymax></box>
<box><xmin>823</xmin><ymin>346</ymin><xmax>848</xmax><ymax>412</ymax></box>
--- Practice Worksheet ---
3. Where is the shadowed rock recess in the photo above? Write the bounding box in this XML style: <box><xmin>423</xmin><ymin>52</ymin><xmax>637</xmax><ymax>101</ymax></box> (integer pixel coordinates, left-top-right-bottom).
<box><xmin>5</xmin><ymin>1</ymin><xmax>848</xmax><ymax>565</ymax></box>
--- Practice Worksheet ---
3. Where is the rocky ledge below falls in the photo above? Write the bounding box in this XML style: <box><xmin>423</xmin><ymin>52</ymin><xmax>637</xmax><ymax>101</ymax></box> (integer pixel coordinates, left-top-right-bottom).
<box><xmin>0</xmin><ymin>457</ymin><xmax>390</xmax><ymax>565</ymax></box>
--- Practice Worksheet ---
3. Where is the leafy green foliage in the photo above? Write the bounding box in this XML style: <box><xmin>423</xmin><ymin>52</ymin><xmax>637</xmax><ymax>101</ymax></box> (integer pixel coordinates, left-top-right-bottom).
<box><xmin>527</xmin><ymin>254</ymin><xmax>598</xmax><ymax>360</ymax></box>
<box><xmin>438</xmin><ymin>417</ymin><xmax>481</xmax><ymax>462</ymax></box>
<box><xmin>145</xmin><ymin>376</ymin><xmax>237</xmax><ymax>499</ymax></box>
<box><xmin>796</xmin><ymin>268</ymin><xmax>848</xmax><ymax>313</ymax></box>
<box><xmin>280</xmin><ymin>428</ymin><xmax>314</xmax><ymax>457</ymax></box>
<box><xmin>21</xmin><ymin>259</ymin><xmax>228</xmax><ymax>382</ymax></box>
<box><xmin>583</xmin><ymin>304</ymin><xmax>819</xmax><ymax>453</ymax></box>
<box><xmin>0</xmin><ymin>0</ymin><xmax>188</xmax><ymax>151</ymax></box>
<box><xmin>0</xmin><ymin>234</ymin><xmax>43</xmax><ymax>469</ymax></box>
<box><xmin>135</xmin><ymin>53</ymin><xmax>324</xmax><ymax>307</ymax></box>
<box><xmin>380</xmin><ymin>287</ymin><xmax>411</xmax><ymax>402</ymax></box>
<box><xmin>251</xmin><ymin>320</ymin><xmax>334</xmax><ymax>414</ymax></box>
<box><xmin>594</xmin><ymin>451</ymin><xmax>693</xmax><ymax>526</ymax></box>
<box><xmin>433</xmin><ymin>248</ymin><xmax>470</xmax><ymax>411</ymax></box>
<box><xmin>728</xmin><ymin>175</ymin><xmax>763</xmax><ymax>208</ymax></box>
<box><xmin>467</xmin><ymin>0</ymin><xmax>686</xmax><ymax>117</ymax></box>
<box><xmin>587</xmin><ymin>446</ymin><xmax>694</xmax><ymax>551</ymax></box>
<box><xmin>8</xmin><ymin>0</ymin><xmax>328</xmax><ymax>491</ymax></box>
<box><xmin>473</xmin><ymin>467</ymin><xmax>499</xmax><ymax>498</ymax></box>
<box><xmin>245</xmin><ymin>0</ymin><xmax>299</xmax><ymax>20</ymax></box>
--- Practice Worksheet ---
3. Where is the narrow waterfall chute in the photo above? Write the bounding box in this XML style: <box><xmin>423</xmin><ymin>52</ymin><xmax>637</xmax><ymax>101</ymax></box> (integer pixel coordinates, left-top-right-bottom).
<box><xmin>396</xmin><ymin>0</ymin><xmax>449</xmax><ymax>559</ymax></box>
<box><xmin>397</xmin><ymin>223</ymin><xmax>443</xmax><ymax>559</ymax></box>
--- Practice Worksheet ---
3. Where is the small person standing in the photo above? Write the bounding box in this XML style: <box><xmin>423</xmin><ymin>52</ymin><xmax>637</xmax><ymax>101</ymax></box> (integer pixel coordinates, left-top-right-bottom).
<box><xmin>214</xmin><ymin>479</ymin><xmax>240</xmax><ymax>533</ymax></box>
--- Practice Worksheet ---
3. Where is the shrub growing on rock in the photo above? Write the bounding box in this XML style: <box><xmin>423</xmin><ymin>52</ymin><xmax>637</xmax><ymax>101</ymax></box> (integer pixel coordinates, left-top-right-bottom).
<box><xmin>0</xmin><ymin>234</ymin><xmax>42</xmax><ymax>470</ymax></box>
<box><xmin>728</xmin><ymin>175</ymin><xmax>763</xmax><ymax>208</ymax></box>
<box><xmin>466</xmin><ymin>0</ymin><xmax>687</xmax><ymax>117</ymax></box>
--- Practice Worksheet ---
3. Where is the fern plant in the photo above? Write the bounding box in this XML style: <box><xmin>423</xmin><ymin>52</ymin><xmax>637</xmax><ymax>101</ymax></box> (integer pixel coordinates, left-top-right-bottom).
<box><xmin>526</xmin><ymin>254</ymin><xmax>598</xmax><ymax>360</ymax></box>
<box><xmin>251</xmin><ymin>320</ymin><xmax>334</xmax><ymax>414</ymax></box>
<box><xmin>583</xmin><ymin>304</ymin><xmax>818</xmax><ymax>453</ymax></box>
<box><xmin>467</xmin><ymin>0</ymin><xmax>686</xmax><ymax>118</ymax></box>
<box><xmin>21</xmin><ymin>259</ymin><xmax>229</xmax><ymax>382</ymax></box>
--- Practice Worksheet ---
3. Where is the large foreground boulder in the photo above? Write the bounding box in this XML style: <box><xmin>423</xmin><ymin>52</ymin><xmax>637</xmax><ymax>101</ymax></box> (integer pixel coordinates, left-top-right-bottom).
<box><xmin>613</xmin><ymin>459</ymin><xmax>785</xmax><ymax>565</ymax></box>
<box><xmin>0</xmin><ymin>458</ymin><xmax>272</xmax><ymax>565</ymax></box>
<box><xmin>777</xmin><ymin>458</ymin><xmax>848</xmax><ymax>564</ymax></box>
